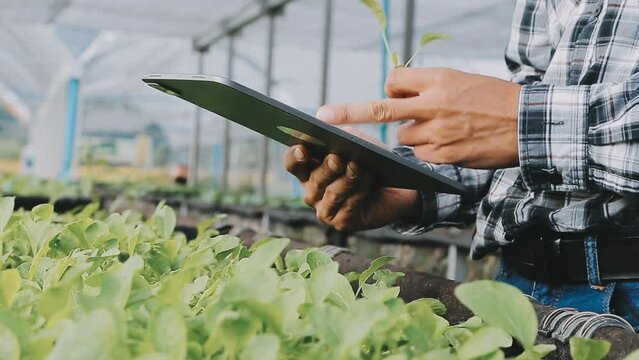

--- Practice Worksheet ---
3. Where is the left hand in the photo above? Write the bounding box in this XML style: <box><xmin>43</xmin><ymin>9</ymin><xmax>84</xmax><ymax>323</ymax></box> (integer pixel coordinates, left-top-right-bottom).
<box><xmin>316</xmin><ymin>67</ymin><xmax>522</xmax><ymax>169</ymax></box>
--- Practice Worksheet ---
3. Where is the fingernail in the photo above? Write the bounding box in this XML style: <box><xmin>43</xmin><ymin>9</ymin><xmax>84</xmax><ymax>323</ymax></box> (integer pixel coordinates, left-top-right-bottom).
<box><xmin>327</xmin><ymin>157</ymin><xmax>338</xmax><ymax>171</ymax></box>
<box><xmin>316</xmin><ymin>106</ymin><xmax>336</xmax><ymax>123</ymax></box>
<box><xmin>293</xmin><ymin>147</ymin><xmax>305</xmax><ymax>161</ymax></box>
<box><xmin>346</xmin><ymin>164</ymin><xmax>356</xmax><ymax>178</ymax></box>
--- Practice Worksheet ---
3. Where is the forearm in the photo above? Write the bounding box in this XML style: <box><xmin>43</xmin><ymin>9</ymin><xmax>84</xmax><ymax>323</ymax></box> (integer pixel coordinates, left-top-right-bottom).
<box><xmin>518</xmin><ymin>75</ymin><xmax>639</xmax><ymax>195</ymax></box>
<box><xmin>391</xmin><ymin>146</ymin><xmax>494</xmax><ymax>233</ymax></box>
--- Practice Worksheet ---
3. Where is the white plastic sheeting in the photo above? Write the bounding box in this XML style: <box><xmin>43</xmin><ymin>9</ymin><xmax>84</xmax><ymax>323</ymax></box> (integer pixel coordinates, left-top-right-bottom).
<box><xmin>0</xmin><ymin>0</ymin><xmax>515</xmax><ymax>190</ymax></box>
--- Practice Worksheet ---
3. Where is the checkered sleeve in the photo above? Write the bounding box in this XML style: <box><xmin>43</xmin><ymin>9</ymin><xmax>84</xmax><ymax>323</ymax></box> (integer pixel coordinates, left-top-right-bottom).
<box><xmin>390</xmin><ymin>146</ymin><xmax>494</xmax><ymax>235</ymax></box>
<box><xmin>504</xmin><ymin>0</ymin><xmax>551</xmax><ymax>86</ymax></box>
<box><xmin>519</xmin><ymin>75</ymin><xmax>639</xmax><ymax>194</ymax></box>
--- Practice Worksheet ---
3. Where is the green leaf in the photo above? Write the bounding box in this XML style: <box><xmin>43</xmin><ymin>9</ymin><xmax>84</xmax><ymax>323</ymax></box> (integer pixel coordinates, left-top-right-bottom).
<box><xmin>155</xmin><ymin>270</ymin><xmax>193</xmax><ymax>305</ymax></box>
<box><xmin>424</xmin><ymin>348</ymin><xmax>456</xmax><ymax>360</ymax></box>
<box><xmin>196</xmin><ymin>214</ymin><xmax>226</xmax><ymax>239</ymax></box>
<box><xmin>0</xmin><ymin>269</ymin><xmax>21</xmax><ymax>308</ymax></box>
<box><xmin>307</xmin><ymin>262</ymin><xmax>339</xmax><ymax>304</ymax></box>
<box><xmin>358</xmin><ymin>256</ymin><xmax>393</xmax><ymax>295</ymax></box>
<box><xmin>411</xmin><ymin>298</ymin><xmax>447</xmax><ymax>316</ymax></box>
<box><xmin>454</xmin><ymin>316</ymin><xmax>484</xmax><ymax>329</ymax></box>
<box><xmin>0</xmin><ymin>324</ymin><xmax>20</xmax><ymax>360</ymax></box>
<box><xmin>343</xmin><ymin>271</ymin><xmax>360</xmax><ymax>283</ymax></box>
<box><xmin>325</xmin><ymin>273</ymin><xmax>356</xmax><ymax>309</ymax></box>
<box><xmin>153</xmin><ymin>204</ymin><xmax>176</xmax><ymax>239</ymax></box>
<box><xmin>529</xmin><ymin>344</ymin><xmax>557</xmax><ymax>358</ymax></box>
<box><xmin>0</xmin><ymin>197</ymin><xmax>14</xmax><ymax>233</ymax></box>
<box><xmin>360</xmin><ymin>0</ymin><xmax>386</xmax><ymax>29</ymax></box>
<box><xmin>38</xmin><ymin>285</ymin><xmax>72</xmax><ymax>321</ymax></box>
<box><xmin>570</xmin><ymin>337</ymin><xmax>611</xmax><ymax>360</ymax></box>
<box><xmin>150</xmin><ymin>306</ymin><xmax>187</xmax><ymax>360</ymax></box>
<box><xmin>0</xmin><ymin>311</ymin><xmax>29</xmax><ymax>358</ymax></box>
<box><xmin>419</xmin><ymin>32</ymin><xmax>451</xmax><ymax>47</ymax></box>
<box><xmin>405</xmin><ymin>299</ymin><xmax>450</xmax><ymax>353</ymax></box>
<box><xmin>372</xmin><ymin>268</ymin><xmax>404</xmax><ymax>287</ymax></box>
<box><xmin>306</xmin><ymin>249</ymin><xmax>332</xmax><ymax>270</ymax></box>
<box><xmin>308</xmin><ymin>305</ymin><xmax>344</xmax><ymax>353</ymax></box>
<box><xmin>405</xmin><ymin>32</ymin><xmax>450</xmax><ymax>67</ymax></box>
<box><xmin>206</xmin><ymin>311</ymin><xmax>261</xmax><ymax>358</ymax></box>
<box><xmin>32</xmin><ymin>203</ymin><xmax>54</xmax><ymax>221</ymax></box>
<box><xmin>74</xmin><ymin>202</ymin><xmax>100</xmax><ymax>219</ymax></box>
<box><xmin>391</xmin><ymin>51</ymin><xmax>400</xmax><ymax>67</ymax></box>
<box><xmin>475</xmin><ymin>351</ymin><xmax>505</xmax><ymax>360</ymax></box>
<box><xmin>84</xmin><ymin>221</ymin><xmax>111</xmax><ymax>247</ymax></box>
<box><xmin>284</xmin><ymin>249</ymin><xmax>305</xmax><ymax>271</ymax></box>
<box><xmin>222</xmin><ymin>262</ymin><xmax>279</xmax><ymax>303</ymax></box>
<box><xmin>47</xmin><ymin>308</ymin><xmax>125</xmax><ymax>360</ymax></box>
<box><xmin>454</xmin><ymin>280</ymin><xmax>538</xmax><ymax>349</ymax></box>
<box><xmin>239</xmin><ymin>334</ymin><xmax>279</xmax><ymax>360</ymax></box>
<box><xmin>361</xmin><ymin>283</ymin><xmax>400</xmax><ymax>302</ymax></box>
<box><xmin>247</xmin><ymin>237</ymin><xmax>289</xmax><ymax>269</ymax></box>
<box><xmin>213</xmin><ymin>235</ymin><xmax>240</xmax><ymax>254</ymax></box>
<box><xmin>444</xmin><ymin>327</ymin><xmax>472</xmax><ymax>350</ymax></box>
<box><xmin>457</xmin><ymin>327</ymin><xmax>512</xmax><ymax>360</ymax></box>
<box><xmin>93</xmin><ymin>254</ymin><xmax>144</xmax><ymax>309</ymax></box>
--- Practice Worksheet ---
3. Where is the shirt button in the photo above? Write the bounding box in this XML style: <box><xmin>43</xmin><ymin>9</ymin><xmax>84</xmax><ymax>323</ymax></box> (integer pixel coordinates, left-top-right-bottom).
<box><xmin>593</xmin><ymin>6</ymin><xmax>602</xmax><ymax>16</ymax></box>
<box><xmin>540</xmin><ymin>166</ymin><xmax>563</xmax><ymax>185</ymax></box>
<box><xmin>589</xmin><ymin>4</ymin><xmax>603</xmax><ymax>23</ymax></box>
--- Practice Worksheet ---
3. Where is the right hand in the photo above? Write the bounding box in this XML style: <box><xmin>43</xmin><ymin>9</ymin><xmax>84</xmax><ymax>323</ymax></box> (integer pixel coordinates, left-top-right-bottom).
<box><xmin>283</xmin><ymin>144</ymin><xmax>420</xmax><ymax>232</ymax></box>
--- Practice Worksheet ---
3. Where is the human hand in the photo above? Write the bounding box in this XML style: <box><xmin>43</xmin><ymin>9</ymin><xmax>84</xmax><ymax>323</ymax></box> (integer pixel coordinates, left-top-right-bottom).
<box><xmin>283</xmin><ymin>143</ymin><xmax>420</xmax><ymax>231</ymax></box>
<box><xmin>316</xmin><ymin>67</ymin><xmax>522</xmax><ymax>169</ymax></box>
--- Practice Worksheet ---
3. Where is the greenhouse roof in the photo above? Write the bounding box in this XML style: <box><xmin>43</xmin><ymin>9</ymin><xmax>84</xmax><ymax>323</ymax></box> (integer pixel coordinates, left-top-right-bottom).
<box><xmin>0</xmin><ymin>0</ymin><xmax>514</xmax><ymax>147</ymax></box>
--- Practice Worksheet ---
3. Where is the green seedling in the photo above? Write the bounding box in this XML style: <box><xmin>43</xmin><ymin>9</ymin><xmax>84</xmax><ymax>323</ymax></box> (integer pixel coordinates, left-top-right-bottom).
<box><xmin>0</xmin><ymin>196</ymin><xmax>612</xmax><ymax>359</ymax></box>
<box><xmin>360</xmin><ymin>0</ymin><xmax>450</xmax><ymax>67</ymax></box>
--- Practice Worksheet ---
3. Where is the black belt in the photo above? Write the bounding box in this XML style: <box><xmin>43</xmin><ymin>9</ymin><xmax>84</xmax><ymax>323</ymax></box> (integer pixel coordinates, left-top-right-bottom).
<box><xmin>503</xmin><ymin>228</ymin><xmax>639</xmax><ymax>284</ymax></box>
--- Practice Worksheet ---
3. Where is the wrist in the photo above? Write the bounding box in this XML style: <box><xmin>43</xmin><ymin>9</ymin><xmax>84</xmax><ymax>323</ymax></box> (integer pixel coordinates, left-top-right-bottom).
<box><xmin>392</xmin><ymin>188</ymin><xmax>422</xmax><ymax>222</ymax></box>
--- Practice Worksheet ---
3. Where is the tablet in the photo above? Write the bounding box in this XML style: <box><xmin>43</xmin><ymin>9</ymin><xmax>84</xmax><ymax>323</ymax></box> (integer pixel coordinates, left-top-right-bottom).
<box><xmin>142</xmin><ymin>74</ymin><xmax>467</xmax><ymax>194</ymax></box>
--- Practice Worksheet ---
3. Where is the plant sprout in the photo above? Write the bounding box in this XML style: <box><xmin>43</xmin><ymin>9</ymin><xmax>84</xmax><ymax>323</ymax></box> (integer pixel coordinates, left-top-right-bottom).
<box><xmin>360</xmin><ymin>0</ymin><xmax>450</xmax><ymax>67</ymax></box>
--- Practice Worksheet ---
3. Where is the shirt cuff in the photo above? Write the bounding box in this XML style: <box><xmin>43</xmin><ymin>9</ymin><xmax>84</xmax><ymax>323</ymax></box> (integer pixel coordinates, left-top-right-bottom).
<box><xmin>389</xmin><ymin>146</ymin><xmax>464</xmax><ymax>235</ymax></box>
<box><xmin>518</xmin><ymin>84</ymin><xmax>591</xmax><ymax>192</ymax></box>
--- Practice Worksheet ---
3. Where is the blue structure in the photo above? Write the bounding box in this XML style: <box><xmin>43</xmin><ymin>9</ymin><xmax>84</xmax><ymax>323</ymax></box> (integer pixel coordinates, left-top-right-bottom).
<box><xmin>379</xmin><ymin>0</ymin><xmax>390</xmax><ymax>144</ymax></box>
<box><xmin>61</xmin><ymin>77</ymin><xmax>80</xmax><ymax>181</ymax></box>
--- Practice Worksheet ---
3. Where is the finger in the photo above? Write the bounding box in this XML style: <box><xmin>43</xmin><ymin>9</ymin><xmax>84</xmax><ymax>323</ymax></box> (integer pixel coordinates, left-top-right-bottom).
<box><xmin>303</xmin><ymin>154</ymin><xmax>346</xmax><ymax>206</ymax></box>
<box><xmin>316</xmin><ymin>97</ymin><xmax>425</xmax><ymax>125</ymax></box>
<box><xmin>396</xmin><ymin>120</ymin><xmax>435</xmax><ymax>147</ymax></box>
<box><xmin>330</xmin><ymin>169</ymin><xmax>374</xmax><ymax>231</ymax></box>
<box><xmin>283</xmin><ymin>145</ymin><xmax>313</xmax><ymax>182</ymax></box>
<box><xmin>315</xmin><ymin>162</ymin><xmax>363</xmax><ymax>223</ymax></box>
<box><xmin>385</xmin><ymin>67</ymin><xmax>430</xmax><ymax>98</ymax></box>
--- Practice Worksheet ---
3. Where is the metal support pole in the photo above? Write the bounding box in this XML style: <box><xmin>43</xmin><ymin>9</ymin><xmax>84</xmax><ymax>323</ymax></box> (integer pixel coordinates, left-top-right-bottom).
<box><xmin>319</xmin><ymin>0</ymin><xmax>334</xmax><ymax>105</ymax></box>
<box><xmin>61</xmin><ymin>74</ymin><xmax>81</xmax><ymax>181</ymax></box>
<box><xmin>446</xmin><ymin>244</ymin><xmax>467</xmax><ymax>281</ymax></box>
<box><xmin>402</xmin><ymin>0</ymin><xmax>416</xmax><ymax>65</ymax></box>
<box><xmin>379</xmin><ymin>0</ymin><xmax>390</xmax><ymax>144</ymax></box>
<box><xmin>259</xmin><ymin>12</ymin><xmax>277</xmax><ymax>202</ymax></box>
<box><xmin>189</xmin><ymin>49</ymin><xmax>207</xmax><ymax>186</ymax></box>
<box><xmin>221</xmin><ymin>35</ymin><xmax>235</xmax><ymax>196</ymax></box>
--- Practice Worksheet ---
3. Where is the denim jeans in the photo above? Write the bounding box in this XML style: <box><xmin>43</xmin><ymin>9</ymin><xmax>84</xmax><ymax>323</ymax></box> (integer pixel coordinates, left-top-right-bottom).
<box><xmin>495</xmin><ymin>234</ymin><xmax>639</xmax><ymax>331</ymax></box>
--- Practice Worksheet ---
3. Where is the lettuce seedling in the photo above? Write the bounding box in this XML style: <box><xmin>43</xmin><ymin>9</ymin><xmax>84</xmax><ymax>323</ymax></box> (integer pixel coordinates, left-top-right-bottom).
<box><xmin>360</xmin><ymin>0</ymin><xmax>450</xmax><ymax>67</ymax></box>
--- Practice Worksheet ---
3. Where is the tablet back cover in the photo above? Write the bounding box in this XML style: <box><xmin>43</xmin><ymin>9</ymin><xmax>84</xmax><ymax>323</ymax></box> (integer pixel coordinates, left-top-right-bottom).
<box><xmin>143</xmin><ymin>74</ymin><xmax>467</xmax><ymax>195</ymax></box>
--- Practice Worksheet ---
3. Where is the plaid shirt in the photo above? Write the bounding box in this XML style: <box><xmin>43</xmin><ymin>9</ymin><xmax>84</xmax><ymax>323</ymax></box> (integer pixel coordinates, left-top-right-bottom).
<box><xmin>394</xmin><ymin>0</ymin><xmax>639</xmax><ymax>259</ymax></box>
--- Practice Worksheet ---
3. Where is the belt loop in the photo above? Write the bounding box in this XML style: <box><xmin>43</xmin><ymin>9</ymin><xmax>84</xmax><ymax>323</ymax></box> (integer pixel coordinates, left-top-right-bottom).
<box><xmin>584</xmin><ymin>234</ymin><xmax>604</xmax><ymax>288</ymax></box>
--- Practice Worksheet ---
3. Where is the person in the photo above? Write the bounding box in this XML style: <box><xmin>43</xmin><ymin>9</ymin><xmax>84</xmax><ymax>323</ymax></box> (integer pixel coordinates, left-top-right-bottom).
<box><xmin>283</xmin><ymin>0</ymin><xmax>639</xmax><ymax>329</ymax></box>
<box><xmin>172</xmin><ymin>163</ymin><xmax>189</xmax><ymax>185</ymax></box>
